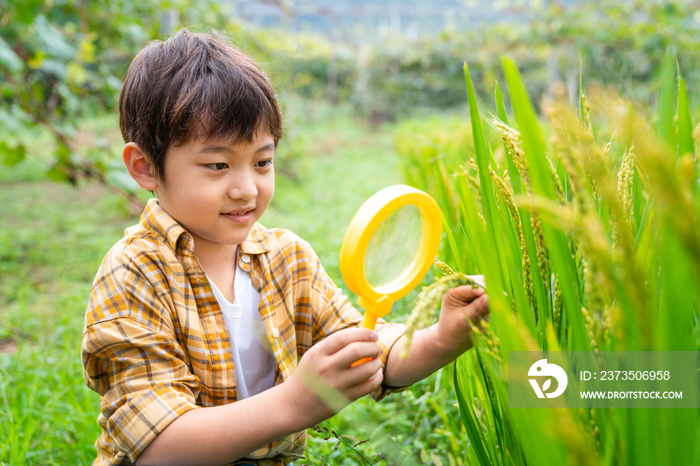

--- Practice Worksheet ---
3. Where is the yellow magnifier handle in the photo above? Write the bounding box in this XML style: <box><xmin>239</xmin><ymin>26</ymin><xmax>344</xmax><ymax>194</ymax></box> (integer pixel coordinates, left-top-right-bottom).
<box><xmin>360</xmin><ymin>312</ymin><xmax>378</xmax><ymax>330</ymax></box>
<box><xmin>351</xmin><ymin>297</ymin><xmax>386</xmax><ymax>367</ymax></box>
<box><xmin>341</xmin><ymin>186</ymin><xmax>442</xmax><ymax>367</ymax></box>
<box><xmin>357</xmin><ymin>295</ymin><xmax>391</xmax><ymax>330</ymax></box>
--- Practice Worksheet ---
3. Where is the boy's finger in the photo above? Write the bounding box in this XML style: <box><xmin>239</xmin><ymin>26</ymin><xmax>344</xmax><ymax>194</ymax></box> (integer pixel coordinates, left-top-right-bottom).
<box><xmin>346</xmin><ymin>367</ymin><xmax>384</xmax><ymax>400</ymax></box>
<box><xmin>444</xmin><ymin>285</ymin><xmax>485</xmax><ymax>304</ymax></box>
<box><xmin>342</xmin><ymin>357</ymin><xmax>383</xmax><ymax>386</ymax></box>
<box><xmin>469</xmin><ymin>294</ymin><xmax>489</xmax><ymax>319</ymax></box>
<box><xmin>320</xmin><ymin>327</ymin><xmax>379</xmax><ymax>356</ymax></box>
<box><xmin>334</xmin><ymin>340</ymin><xmax>381</xmax><ymax>368</ymax></box>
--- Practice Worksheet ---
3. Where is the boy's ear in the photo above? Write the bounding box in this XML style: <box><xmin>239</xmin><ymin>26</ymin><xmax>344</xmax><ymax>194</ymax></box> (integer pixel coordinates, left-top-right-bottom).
<box><xmin>123</xmin><ymin>142</ymin><xmax>158</xmax><ymax>191</ymax></box>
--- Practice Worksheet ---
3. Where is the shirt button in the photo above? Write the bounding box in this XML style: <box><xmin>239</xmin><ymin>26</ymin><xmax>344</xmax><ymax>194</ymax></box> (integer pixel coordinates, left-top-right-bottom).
<box><xmin>240</xmin><ymin>254</ymin><xmax>250</xmax><ymax>264</ymax></box>
<box><xmin>259</xmin><ymin>278</ymin><xmax>263</xmax><ymax>288</ymax></box>
<box><xmin>271</xmin><ymin>328</ymin><xmax>279</xmax><ymax>338</ymax></box>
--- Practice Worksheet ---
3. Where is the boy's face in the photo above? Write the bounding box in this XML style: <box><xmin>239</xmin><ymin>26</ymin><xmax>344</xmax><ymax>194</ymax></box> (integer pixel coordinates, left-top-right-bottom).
<box><xmin>155</xmin><ymin>131</ymin><xmax>275</xmax><ymax>252</ymax></box>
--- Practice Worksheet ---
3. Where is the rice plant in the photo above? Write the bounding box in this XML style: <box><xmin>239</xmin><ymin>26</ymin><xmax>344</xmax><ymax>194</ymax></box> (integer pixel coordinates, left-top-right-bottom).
<box><xmin>399</xmin><ymin>56</ymin><xmax>700</xmax><ymax>465</ymax></box>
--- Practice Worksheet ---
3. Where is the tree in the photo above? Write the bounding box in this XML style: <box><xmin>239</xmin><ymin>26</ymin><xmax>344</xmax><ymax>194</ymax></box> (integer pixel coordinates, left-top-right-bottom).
<box><xmin>0</xmin><ymin>0</ymin><xmax>225</xmax><ymax>210</ymax></box>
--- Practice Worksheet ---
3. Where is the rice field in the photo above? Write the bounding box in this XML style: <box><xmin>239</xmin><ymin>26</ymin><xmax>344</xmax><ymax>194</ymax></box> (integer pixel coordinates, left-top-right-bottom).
<box><xmin>1</xmin><ymin>50</ymin><xmax>698</xmax><ymax>465</ymax></box>
<box><xmin>397</xmin><ymin>56</ymin><xmax>700</xmax><ymax>465</ymax></box>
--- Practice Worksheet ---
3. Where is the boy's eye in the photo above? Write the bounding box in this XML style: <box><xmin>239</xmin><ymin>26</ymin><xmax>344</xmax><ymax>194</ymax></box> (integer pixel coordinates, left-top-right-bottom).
<box><xmin>206</xmin><ymin>163</ymin><xmax>228</xmax><ymax>171</ymax></box>
<box><xmin>255</xmin><ymin>160</ymin><xmax>273</xmax><ymax>168</ymax></box>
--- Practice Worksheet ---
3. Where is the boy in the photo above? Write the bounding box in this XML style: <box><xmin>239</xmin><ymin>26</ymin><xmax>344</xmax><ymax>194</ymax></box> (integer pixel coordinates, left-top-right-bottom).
<box><xmin>81</xmin><ymin>29</ymin><xmax>489</xmax><ymax>466</ymax></box>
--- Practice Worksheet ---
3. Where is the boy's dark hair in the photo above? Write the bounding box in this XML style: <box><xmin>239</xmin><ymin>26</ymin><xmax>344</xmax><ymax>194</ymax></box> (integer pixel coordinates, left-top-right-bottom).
<box><xmin>119</xmin><ymin>28</ymin><xmax>283</xmax><ymax>181</ymax></box>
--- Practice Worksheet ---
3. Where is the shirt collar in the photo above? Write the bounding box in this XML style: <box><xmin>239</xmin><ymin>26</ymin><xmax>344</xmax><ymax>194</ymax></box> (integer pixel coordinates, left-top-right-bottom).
<box><xmin>139</xmin><ymin>199</ymin><xmax>191</xmax><ymax>254</ymax></box>
<box><xmin>139</xmin><ymin>198</ymin><xmax>271</xmax><ymax>256</ymax></box>
<box><xmin>240</xmin><ymin>223</ymin><xmax>271</xmax><ymax>255</ymax></box>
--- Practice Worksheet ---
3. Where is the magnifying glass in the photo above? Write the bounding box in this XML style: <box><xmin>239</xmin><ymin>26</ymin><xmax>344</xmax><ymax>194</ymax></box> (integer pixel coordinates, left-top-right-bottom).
<box><xmin>340</xmin><ymin>185</ymin><xmax>442</xmax><ymax>352</ymax></box>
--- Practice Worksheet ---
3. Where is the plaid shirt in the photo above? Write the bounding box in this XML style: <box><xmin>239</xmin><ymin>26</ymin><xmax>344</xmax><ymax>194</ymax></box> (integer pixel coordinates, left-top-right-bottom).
<box><xmin>82</xmin><ymin>199</ymin><xmax>406</xmax><ymax>466</ymax></box>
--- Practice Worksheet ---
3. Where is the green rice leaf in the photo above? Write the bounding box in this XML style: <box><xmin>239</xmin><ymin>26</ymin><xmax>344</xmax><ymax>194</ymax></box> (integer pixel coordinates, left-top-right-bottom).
<box><xmin>501</xmin><ymin>58</ymin><xmax>552</xmax><ymax>203</ymax></box>
<box><xmin>502</xmin><ymin>57</ymin><xmax>588</xmax><ymax>351</ymax></box>
<box><xmin>454</xmin><ymin>178</ymin><xmax>481</xmax><ymax>271</ymax></box>
<box><xmin>625</xmin><ymin>409</ymin><xmax>655</xmax><ymax>466</ymax></box>
<box><xmin>656</xmin><ymin>223</ymin><xmax>699</xmax><ymax>350</ymax></box>
<box><xmin>474</xmin><ymin>350</ymin><xmax>509</xmax><ymax>466</ymax></box>
<box><xmin>677</xmin><ymin>75</ymin><xmax>694</xmax><ymax>158</ymax></box>
<box><xmin>453</xmin><ymin>357</ymin><xmax>492</xmax><ymax>466</ymax></box>
<box><xmin>441</xmin><ymin>209</ymin><xmax>465</xmax><ymax>270</ymax></box>
<box><xmin>494</xmin><ymin>82</ymin><xmax>509</xmax><ymax>126</ymax></box>
<box><xmin>492</xmin><ymin>177</ymin><xmax>536</xmax><ymax>335</ymax></box>
<box><xmin>495</xmin><ymin>81</ymin><xmax>521</xmax><ymax>195</ymax></box>
<box><xmin>503</xmin><ymin>405</ymin><xmax>570</xmax><ymax>465</ymax></box>
<box><xmin>632</xmin><ymin>163</ymin><xmax>645</xmax><ymax>237</ymax></box>
<box><xmin>695</xmin><ymin>411</ymin><xmax>700</xmax><ymax>465</ymax></box>
<box><xmin>464</xmin><ymin>62</ymin><xmax>510</xmax><ymax>287</ymax></box>
<box><xmin>456</xmin><ymin>171</ymin><xmax>526</xmax><ymax>357</ymax></box>
<box><xmin>463</xmin><ymin>63</ymin><xmax>514</xmax><ymax>354</ymax></box>
<box><xmin>656</xmin><ymin>52</ymin><xmax>676</xmax><ymax>151</ymax></box>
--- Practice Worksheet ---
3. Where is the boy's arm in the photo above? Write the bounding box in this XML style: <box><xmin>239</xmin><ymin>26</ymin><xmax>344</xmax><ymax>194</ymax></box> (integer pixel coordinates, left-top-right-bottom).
<box><xmin>383</xmin><ymin>286</ymin><xmax>489</xmax><ymax>387</ymax></box>
<box><xmin>276</xmin><ymin>231</ymin><xmax>405</xmax><ymax>399</ymax></box>
<box><xmin>137</xmin><ymin>327</ymin><xmax>383</xmax><ymax>466</ymax></box>
<box><xmin>82</xmin><ymin>242</ymin><xmax>383</xmax><ymax>466</ymax></box>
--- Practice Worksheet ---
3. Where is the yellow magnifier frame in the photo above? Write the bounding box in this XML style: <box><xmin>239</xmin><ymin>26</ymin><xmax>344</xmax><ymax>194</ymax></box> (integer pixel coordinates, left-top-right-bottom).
<box><xmin>340</xmin><ymin>184</ymin><xmax>442</xmax><ymax>330</ymax></box>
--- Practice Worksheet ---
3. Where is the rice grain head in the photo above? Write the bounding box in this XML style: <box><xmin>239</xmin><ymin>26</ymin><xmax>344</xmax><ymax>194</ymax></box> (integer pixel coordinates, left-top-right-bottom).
<box><xmin>462</xmin><ymin>159</ymin><xmax>483</xmax><ymax>212</ymax></box>
<box><xmin>547</xmin><ymin>102</ymin><xmax>594</xmax><ymax>214</ymax></box>
<box><xmin>403</xmin><ymin>273</ymin><xmax>486</xmax><ymax>357</ymax></box>
<box><xmin>612</xmin><ymin>145</ymin><xmax>635</xmax><ymax>252</ymax></box>
<box><xmin>553</xmin><ymin>276</ymin><xmax>563</xmax><ymax>335</ymax></box>
<box><xmin>490</xmin><ymin>165</ymin><xmax>537</xmax><ymax>314</ymax></box>
<box><xmin>492</xmin><ymin>120</ymin><xmax>533</xmax><ymax>194</ymax></box>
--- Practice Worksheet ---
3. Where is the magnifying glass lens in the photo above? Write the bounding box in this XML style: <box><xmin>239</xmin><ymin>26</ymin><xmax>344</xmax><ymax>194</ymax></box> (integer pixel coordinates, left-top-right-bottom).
<box><xmin>363</xmin><ymin>204</ymin><xmax>423</xmax><ymax>288</ymax></box>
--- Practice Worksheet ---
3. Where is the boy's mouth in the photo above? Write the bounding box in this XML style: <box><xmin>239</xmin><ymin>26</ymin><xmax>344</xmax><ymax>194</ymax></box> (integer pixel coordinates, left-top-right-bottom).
<box><xmin>223</xmin><ymin>205</ymin><xmax>255</xmax><ymax>215</ymax></box>
<box><xmin>221</xmin><ymin>207</ymin><xmax>255</xmax><ymax>223</ymax></box>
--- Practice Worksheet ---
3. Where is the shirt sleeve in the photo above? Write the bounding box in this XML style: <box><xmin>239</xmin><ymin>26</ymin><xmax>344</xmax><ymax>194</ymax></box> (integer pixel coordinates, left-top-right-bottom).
<box><xmin>82</xmin><ymin>245</ymin><xmax>201</xmax><ymax>464</ymax></box>
<box><xmin>293</xmin><ymin>235</ymin><xmax>407</xmax><ymax>401</ymax></box>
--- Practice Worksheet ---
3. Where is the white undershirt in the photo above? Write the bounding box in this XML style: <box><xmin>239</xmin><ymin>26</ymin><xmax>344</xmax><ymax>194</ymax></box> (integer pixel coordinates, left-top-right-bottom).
<box><xmin>207</xmin><ymin>261</ymin><xmax>275</xmax><ymax>399</ymax></box>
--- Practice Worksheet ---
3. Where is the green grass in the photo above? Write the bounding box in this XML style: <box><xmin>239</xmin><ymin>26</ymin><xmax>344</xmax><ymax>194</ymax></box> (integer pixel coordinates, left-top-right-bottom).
<box><xmin>0</xmin><ymin>103</ymin><xmax>466</xmax><ymax>465</ymax></box>
<box><xmin>0</xmin><ymin>182</ymin><xmax>128</xmax><ymax>464</ymax></box>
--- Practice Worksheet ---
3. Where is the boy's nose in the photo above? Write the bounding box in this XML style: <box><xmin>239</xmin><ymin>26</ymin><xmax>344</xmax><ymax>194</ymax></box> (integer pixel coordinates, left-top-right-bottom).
<box><xmin>228</xmin><ymin>173</ymin><xmax>258</xmax><ymax>200</ymax></box>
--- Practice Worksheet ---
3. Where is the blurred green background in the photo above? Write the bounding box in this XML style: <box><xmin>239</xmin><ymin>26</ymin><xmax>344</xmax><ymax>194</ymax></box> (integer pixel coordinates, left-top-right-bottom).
<box><xmin>1</xmin><ymin>0</ymin><xmax>698</xmax><ymax>464</ymax></box>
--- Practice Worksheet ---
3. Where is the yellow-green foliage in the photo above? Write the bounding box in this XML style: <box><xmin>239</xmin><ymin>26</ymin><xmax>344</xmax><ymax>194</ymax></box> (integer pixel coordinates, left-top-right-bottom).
<box><xmin>397</xmin><ymin>58</ymin><xmax>700</xmax><ymax>466</ymax></box>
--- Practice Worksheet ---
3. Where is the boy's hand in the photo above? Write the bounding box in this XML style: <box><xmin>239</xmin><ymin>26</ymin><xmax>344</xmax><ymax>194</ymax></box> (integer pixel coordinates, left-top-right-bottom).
<box><xmin>436</xmin><ymin>284</ymin><xmax>489</xmax><ymax>356</ymax></box>
<box><xmin>383</xmin><ymin>280</ymin><xmax>489</xmax><ymax>389</ymax></box>
<box><xmin>286</xmin><ymin>328</ymin><xmax>384</xmax><ymax>426</ymax></box>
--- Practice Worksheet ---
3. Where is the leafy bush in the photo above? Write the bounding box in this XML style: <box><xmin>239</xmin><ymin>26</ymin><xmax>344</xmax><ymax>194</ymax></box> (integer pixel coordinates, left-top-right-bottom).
<box><xmin>360</xmin><ymin>1</ymin><xmax>700</xmax><ymax>118</ymax></box>
<box><xmin>0</xmin><ymin>0</ymin><xmax>226</xmax><ymax>208</ymax></box>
